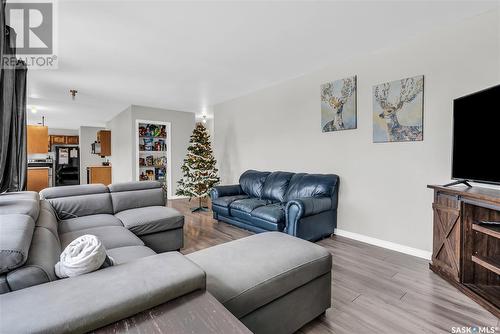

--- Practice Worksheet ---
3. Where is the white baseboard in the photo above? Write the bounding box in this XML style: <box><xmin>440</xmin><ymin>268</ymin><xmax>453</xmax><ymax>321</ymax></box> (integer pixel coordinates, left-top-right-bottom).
<box><xmin>334</xmin><ymin>228</ymin><xmax>432</xmax><ymax>260</ymax></box>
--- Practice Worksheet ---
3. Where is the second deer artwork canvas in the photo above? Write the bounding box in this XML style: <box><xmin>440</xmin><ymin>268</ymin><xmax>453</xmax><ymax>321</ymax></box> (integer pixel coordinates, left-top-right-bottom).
<box><xmin>373</xmin><ymin>75</ymin><xmax>424</xmax><ymax>142</ymax></box>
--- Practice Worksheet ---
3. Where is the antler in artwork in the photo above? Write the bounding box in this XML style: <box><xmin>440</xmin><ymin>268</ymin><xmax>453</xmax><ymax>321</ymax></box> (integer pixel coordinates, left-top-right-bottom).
<box><xmin>321</xmin><ymin>83</ymin><xmax>334</xmax><ymax>102</ymax></box>
<box><xmin>374</xmin><ymin>83</ymin><xmax>391</xmax><ymax>109</ymax></box>
<box><xmin>338</xmin><ymin>78</ymin><xmax>354</xmax><ymax>104</ymax></box>
<box><xmin>396</xmin><ymin>77</ymin><xmax>423</xmax><ymax>109</ymax></box>
<box><xmin>321</xmin><ymin>78</ymin><xmax>355</xmax><ymax>106</ymax></box>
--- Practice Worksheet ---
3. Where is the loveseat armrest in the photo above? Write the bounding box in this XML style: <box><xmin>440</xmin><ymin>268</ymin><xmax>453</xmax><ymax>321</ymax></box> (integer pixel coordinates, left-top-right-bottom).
<box><xmin>0</xmin><ymin>252</ymin><xmax>205</xmax><ymax>333</ymax></box>
<box><xmin>285</xmin><ymin>197</ymin><xmax>333</xmax><ymax>240</ymax></box>
<box><xmin>210</xmin><ymin>184</ymin><xmax>244</xmax><ymax>199</ymax></box>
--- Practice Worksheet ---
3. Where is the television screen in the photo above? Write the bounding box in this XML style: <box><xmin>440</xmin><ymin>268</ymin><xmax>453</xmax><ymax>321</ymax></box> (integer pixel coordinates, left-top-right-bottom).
<box><xmin>452</xmin><ymin>84</ymin><xmax>500</xmax><ymax>185</ymax></box>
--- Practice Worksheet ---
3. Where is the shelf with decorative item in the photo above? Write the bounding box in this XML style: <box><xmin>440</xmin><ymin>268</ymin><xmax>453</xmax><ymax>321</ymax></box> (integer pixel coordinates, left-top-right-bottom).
<box><xmin>136</xmin><ymin>119</ymin><xmax>171</xmax><ymax>196</ymax></box>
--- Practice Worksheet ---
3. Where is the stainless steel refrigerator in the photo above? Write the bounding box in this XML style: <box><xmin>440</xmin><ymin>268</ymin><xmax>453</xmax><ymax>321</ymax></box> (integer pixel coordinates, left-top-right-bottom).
<box><xmin>55</xmin><ymin>146</ymin><xmax>80</xmax><ymax>186</ymax></box>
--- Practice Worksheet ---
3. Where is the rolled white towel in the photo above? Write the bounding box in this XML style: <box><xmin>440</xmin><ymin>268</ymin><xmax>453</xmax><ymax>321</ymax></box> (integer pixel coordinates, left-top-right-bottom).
<box><xmin>55</xmin><ymin>234</ymin><xmax>114</xmax><ymax>278</ymax></box>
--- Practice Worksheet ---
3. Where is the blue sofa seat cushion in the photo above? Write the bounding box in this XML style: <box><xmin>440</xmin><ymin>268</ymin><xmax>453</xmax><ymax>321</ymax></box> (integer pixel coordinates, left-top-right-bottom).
<box><xmin>230</xmin><ymin>198</ymin><xmax>269</xmax><ymax>214</ymax></box>
<box><xmin>250</xmin><ymin>203</ymin><xmax>285</xmax><ymax>224</ymax></box>
<box><xmin>212</xmin><ymin>195</ymin><xmax>249</xmax><ymax>208</ymax></box>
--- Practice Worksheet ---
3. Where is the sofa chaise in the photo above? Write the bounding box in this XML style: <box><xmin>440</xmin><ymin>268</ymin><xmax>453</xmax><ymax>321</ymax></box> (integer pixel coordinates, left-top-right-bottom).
<box><xmin>0</xmin><ymin>181</ymin><xmax>332</xmax><ymax>334</ymax></box>
<box><xmin>211</xmin><ymin>170</ymin><xmax>340</xmax><ymax>241</ymax></box>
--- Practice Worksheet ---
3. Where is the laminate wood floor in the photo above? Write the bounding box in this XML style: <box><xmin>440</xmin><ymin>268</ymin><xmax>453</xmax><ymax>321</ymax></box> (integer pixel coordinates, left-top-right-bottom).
<box><xmin>169</xmin><ymin>198</ymin><xmax>499</xmax><ymax>334</ymax></box>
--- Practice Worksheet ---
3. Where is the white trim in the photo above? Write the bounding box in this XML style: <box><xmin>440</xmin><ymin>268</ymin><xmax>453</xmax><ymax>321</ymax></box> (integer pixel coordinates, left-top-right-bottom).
<box><xmin>135</xmin><ymin>120</ymin><xmax>173</xmax><ymax>199</ymax></box>
<box><xmin>334</xmin><ymin>228</ymin><xmax>432</xmax><ymax>260</ymax></box>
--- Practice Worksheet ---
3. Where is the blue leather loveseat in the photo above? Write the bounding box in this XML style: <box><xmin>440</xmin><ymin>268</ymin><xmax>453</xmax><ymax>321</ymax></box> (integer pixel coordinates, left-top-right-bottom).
<box><xmin>210</xmin><ymin>170</ymin><xmax>340</xmax><ymax>241</ymax></box>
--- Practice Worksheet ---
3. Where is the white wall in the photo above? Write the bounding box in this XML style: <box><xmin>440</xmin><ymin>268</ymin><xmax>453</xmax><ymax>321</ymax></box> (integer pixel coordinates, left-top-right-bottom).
<box><xmin>213</xmin><ymin>10</ymin><xmax>500</xmax><ymax>253</ymax></box>
<box><xmin>78</xmin><ymin>126</ymin><xmax>106</xmax><ymax>184</ymax></box>
<box><xmin>130</xmin><ymin>105</ymin><xmax>195</xmax><ymax>196</ymax></box>
<box><xmin>107</xmin><ymin>105</ymin><xmax>195</xmax><ymax>196</ymax></box>
<box><xmin>48</xmin><ymin>128</ymin><xmax>79</xmax><ymax>136</ymax></box>
<box><xmin>108</xmin><ymin>106</ymin><xmax>133</xmax><ymax>183</ymax></box>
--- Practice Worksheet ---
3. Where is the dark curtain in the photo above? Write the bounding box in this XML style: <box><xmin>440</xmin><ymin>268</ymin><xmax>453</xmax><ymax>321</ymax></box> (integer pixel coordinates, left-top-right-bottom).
<box><xmin>1</xmin><ymin>2</ymin><xmax>28</xmax><ymax>192</ymax></box>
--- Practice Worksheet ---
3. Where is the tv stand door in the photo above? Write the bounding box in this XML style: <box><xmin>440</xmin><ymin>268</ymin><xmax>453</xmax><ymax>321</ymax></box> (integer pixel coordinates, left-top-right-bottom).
<box><xmin>431</xmin><ymin>191</ymin><xmax>461</xmax><ymax>282</ymax></box>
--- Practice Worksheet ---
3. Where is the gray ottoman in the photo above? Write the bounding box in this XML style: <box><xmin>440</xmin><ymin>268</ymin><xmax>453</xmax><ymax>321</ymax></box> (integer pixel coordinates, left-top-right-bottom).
<box><xmin>187</xmin><ymin>232</ymin><xmax>332</xmax><ymax>334</ymax></box>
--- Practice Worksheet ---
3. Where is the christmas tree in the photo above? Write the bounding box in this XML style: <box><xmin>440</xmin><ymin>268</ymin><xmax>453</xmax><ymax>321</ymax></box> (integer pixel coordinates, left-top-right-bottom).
<box><xmin>176</xmin><ymin>123</ymin><xmax>220</xmax><ymax>212</ymax></box>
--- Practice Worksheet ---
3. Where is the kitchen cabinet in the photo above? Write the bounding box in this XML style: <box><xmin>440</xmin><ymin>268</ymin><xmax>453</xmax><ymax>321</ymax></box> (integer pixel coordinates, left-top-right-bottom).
<box><xmin>66</xmin><ymin>136</ymin><xmax>79</xmax><ymax>145</ymax></box>
<box><xmin>27</xmin><ymin>125</ymin><xmax>49</xmax><ymax>154</ymax></box>
<box><xmin>27</xmin><ymin>168</ymin><xmax>49</xmax><ymax>192</ymax></box>
<box><xmin>50</xmin><ymin>135</ymin><xmax>66</xmax><ymax>145</ymax></box>
<box><xmin>49</xmin><ymin>135</ymin><xmax>79</xmax><ymax>147</ymax></box>
<box><xmin>87</xmin><ymin>166</ymin><xmax>112</xmax><ymax>185</ymax></box>
<box><xmin>96</xmin><ymin>130</ymin><xmax>111</xmax><ymax>156</ymax></box>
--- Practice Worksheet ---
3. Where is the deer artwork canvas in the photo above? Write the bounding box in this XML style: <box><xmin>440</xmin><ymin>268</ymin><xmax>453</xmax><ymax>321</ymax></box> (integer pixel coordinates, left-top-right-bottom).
<box><xmin>373</xmin><ymin>75</ymin><xmax>424</xmax><ymax>142</ymax></box>
<box><xmin>321</xmin><ymin>76</ymin><xmax>357</xmax><ymax>132</ymax></box>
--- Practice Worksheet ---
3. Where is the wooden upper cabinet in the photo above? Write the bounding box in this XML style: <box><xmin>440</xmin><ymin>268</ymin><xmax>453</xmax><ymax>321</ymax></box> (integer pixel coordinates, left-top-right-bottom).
<box><xmin>66</xmin><ymin>136</ymin><xmax>79</xmax><ymax>145</ymax></box>
<box><xmin>27</xmin><ymin>125</ymin><xmax>49</xmax><ymax>154</ymax></box>
<box><xmin>97</xmin><ymin>130</ymin><xmax>111</xmax><ymax>156</ymax></box>
<box><xmin>50</xmin><ymin>135</ymin><xmax>66</xmax><ymax>145</ymax></box>
<box><xmin>48</xmin><ymin>135</ymin><xmax>79</xmax><ymax>147</ymax></box>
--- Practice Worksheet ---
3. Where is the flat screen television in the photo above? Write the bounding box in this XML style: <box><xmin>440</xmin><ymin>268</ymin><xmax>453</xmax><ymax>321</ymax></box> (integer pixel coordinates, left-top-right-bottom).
<box><xmin>451</xmin><ymin>84</ymin><xmax>500</xmax><ymax>185</ymax></box>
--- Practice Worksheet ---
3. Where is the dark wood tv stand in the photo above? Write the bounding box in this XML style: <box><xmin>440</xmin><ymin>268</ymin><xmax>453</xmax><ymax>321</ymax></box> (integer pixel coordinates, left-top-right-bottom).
<box><xmin>428</xmin><ymin>184</ymin><xmax>500</xmax><ymax>318</ymax></box>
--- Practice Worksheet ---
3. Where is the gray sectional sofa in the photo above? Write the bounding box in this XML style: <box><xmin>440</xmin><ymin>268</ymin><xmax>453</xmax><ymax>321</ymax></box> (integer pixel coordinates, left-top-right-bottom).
<box><xmin>0</xmin><ymin>181</ymin><xmax>183</xmax><ymax>293</ymax></box>
<box><xmin>0</xmin><ymin>181</ymin><xmax>332</xmax><ymax>334</ymax></box>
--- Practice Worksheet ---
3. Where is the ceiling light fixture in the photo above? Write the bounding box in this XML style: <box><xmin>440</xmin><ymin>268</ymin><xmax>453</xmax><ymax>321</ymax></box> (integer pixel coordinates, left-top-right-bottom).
<box><xmin>31</xmin><ymin>107</ymin><xmax>37</xmax><ymax>114</ymax></box>
<box><xmin>202</xmin><ymin>115</ymin><xmax>207</xmax><ymax>124</ymax></box>
<box><xmin>70</xmin><ymin>89</ymin><xmax>78</xmax><ymax>100</ymax></box>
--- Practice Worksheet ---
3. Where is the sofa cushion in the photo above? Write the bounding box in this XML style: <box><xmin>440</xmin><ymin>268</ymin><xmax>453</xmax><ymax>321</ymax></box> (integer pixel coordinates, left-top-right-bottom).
<box><xmin>239</xmin><ymin>170</ymin><xmax>270</xmax><ymax>198</ymax></box>
<box><xmin>109</xmin><ymin>181</ymin><xmax>165</xmax><ymax>213</ymax></box>
<box><xmin>212</xmin><ymin>194</ymin><xmax>249</xmax><ymax>208</ymax></box>
<box><xmin>114</xmin><ymin>206</ymin><xmax>184</xmax><ymax>236</ymax></box>
<box><xmin>41</xmin><ymin>184</ymin><xmax>113</xmax><ymax>219</ymax></box>
<box><xmin>285</xmin><ymin>173</ymin><xmax>339</xmax><ymax>201</ymax></box>
<box><xmin>0</xmin><ymin>214</ymin><xmax>35</xmax><ymax>274</ymax></box>
<box><xmin>0</xmin><ymin>192</ymin><xmax>40</xmax><ymax>221</ymax></box>
<box><xmin>59</xmin><ymin>226</ymin><xmax>144</xmax><ymax>250</ymax></box>
<box><xmin>106</xmin><ymin>246</ymin><xmax>156</xmax><ymax>264</ymax></box>
<box><xmin>6</xmin><ymin>226</ymin><xmax>61</xmax><ymax>291</ymax></box>
<box><xmin>250</xmin><ymin>203</ymin><xmax>285</xmax><ymax>224</ymax></box>
<box><xmin>41</xmin><ymin>184</ymin><xmax>108</xmax><ymax>199</ymax></box>
<box><xmin>0</xmin><ymin>191</ymin><xmax>39</xmax><ymax>201</ymax></box>
<box><xmin>0</xmin><ymin>275</ymin><xmax>9</xmax><ymax>294</ymax></box>
<box><xmin>230</xmin><ymin>198</ymin><xmax>269</xmax><ymax>214</ymax></box>
<box><xmin>187</xmin><ymin>232</ymin><xmax>332</xmax><ymax>319</ymax></box>
<box><xmin>36</xmin><ymin>200</ymin><xmax>59</xmax><ymax>241</ymax></box>
<box><xmin>261</xmin><ymin>171</ymin><xmax>294</xmax><ymax>202</ymax></box>
<box><xmin>59</xmin><ymin>214</ymin><xmax>123</xmax><ymax>234</ymax></box>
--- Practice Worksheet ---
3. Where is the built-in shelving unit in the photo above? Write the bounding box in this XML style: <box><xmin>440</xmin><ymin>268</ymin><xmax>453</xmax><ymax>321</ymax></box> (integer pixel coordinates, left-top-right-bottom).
<box><xmin>135</xmin><ymin>120</ymin><xmax>172</xmax><ymax>197</ymax></box>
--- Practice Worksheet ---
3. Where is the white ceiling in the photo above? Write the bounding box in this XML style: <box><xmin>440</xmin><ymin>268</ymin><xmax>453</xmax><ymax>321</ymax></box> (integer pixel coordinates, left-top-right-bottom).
<box><xmin>26</xmin><ymin>0</ymin><xmax>498</xmax><ymax>129</ymax></box>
